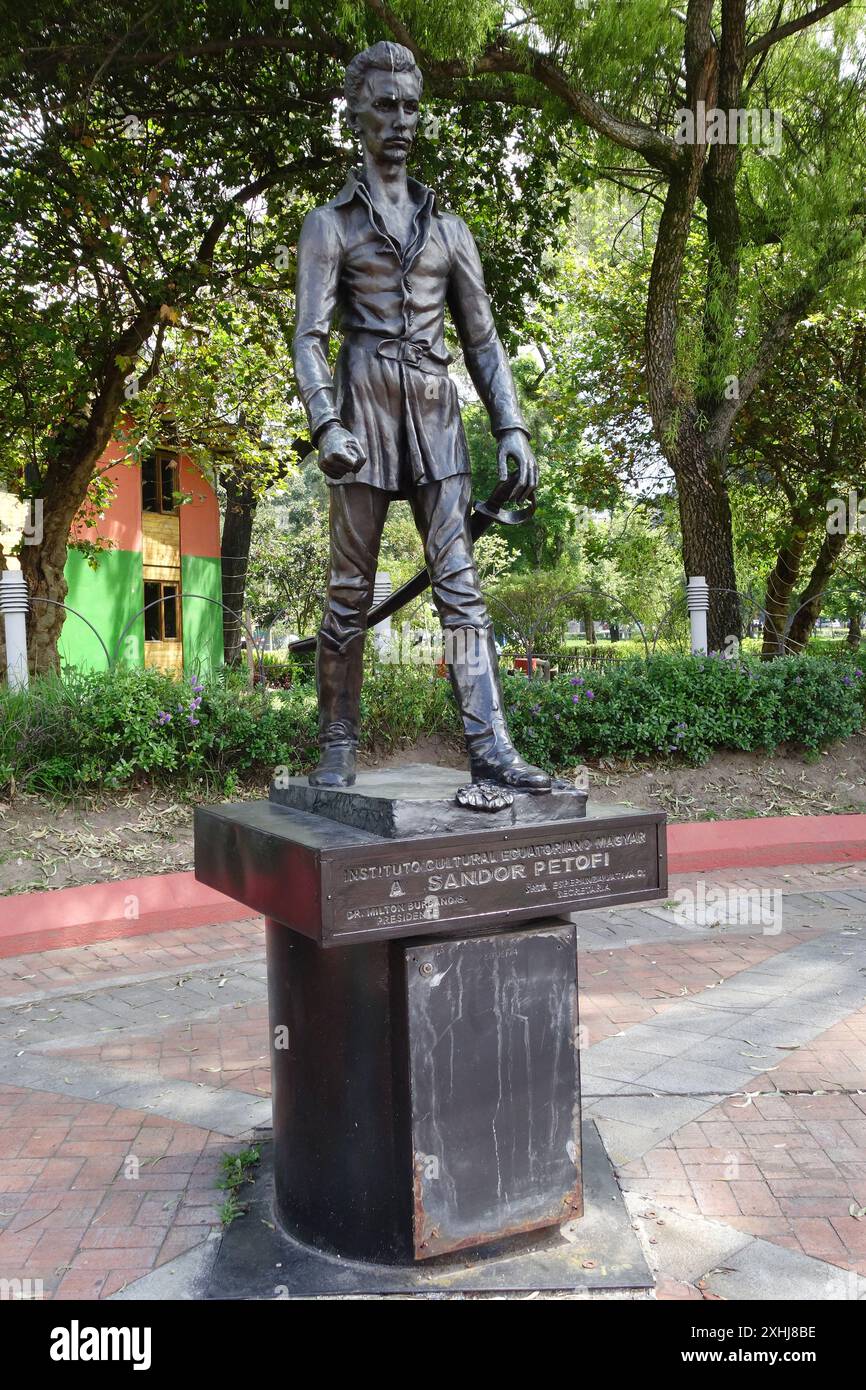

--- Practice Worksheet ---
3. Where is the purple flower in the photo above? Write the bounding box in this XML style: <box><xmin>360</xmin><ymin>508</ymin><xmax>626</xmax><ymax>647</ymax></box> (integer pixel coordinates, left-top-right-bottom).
<box><xmin>188</xmin><ymin>715</ymin><xmax>200</xmax><ymax>726</ymax></box>
<box><xmin>572</xmin><ymin>693</ymin><xmax>580</xmax><ymax>703</ymax></box>
<box><xmin>190</xmin><ymin>675</ymin><xmax>204</xmax><ymax>693</ymax></box>
<box><xmin>570</xmin><ymin>675</ymin><xmax>585</xmax><ymax>685</ymax></box>
<box><xmin>856</xmin><ymin>669</ymin><xmax>863</xmax><ymax>678</ymax></box>
<box><xmin>843</xmin><ymin>674</ymin><xmax>853</xmax><ymax>686</ymax></box>
<box><xmin>156</xmin><ymin>710</ymin><xmax>171</xmax><ymax>725</ymax></box>
<box><xmin>585</xmin><ymin>689</ymin><xmax>595</xmax><ymax>700</ymax></box>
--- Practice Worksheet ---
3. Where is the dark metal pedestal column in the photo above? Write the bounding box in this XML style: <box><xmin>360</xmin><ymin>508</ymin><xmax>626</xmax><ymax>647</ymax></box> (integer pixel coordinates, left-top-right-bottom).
<box><xmin>266</xmin><ymin>916</ymin><xmax>581</xmax><ymax>1266</ymax></box>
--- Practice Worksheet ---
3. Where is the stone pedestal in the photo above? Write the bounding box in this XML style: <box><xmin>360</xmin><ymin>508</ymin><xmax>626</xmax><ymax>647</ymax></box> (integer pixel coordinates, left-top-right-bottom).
<box><xmin>194</xmin><ymin>764</ymin><xmax>666</xmax><ymax>1274</ymax></box>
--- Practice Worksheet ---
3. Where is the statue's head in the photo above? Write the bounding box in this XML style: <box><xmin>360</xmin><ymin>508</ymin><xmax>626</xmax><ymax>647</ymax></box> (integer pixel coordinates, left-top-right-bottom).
<box><xmin>344</xmin><ymin>42</ymin><xmax>423</xmax><ymax>164</ymax></box>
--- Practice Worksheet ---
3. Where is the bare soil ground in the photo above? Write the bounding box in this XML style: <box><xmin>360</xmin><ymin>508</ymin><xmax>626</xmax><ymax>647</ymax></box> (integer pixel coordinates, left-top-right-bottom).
<box><xmin>3</xmin><ymin>733</ymin><xmax>866</xmax><ymax>896</ymax></box>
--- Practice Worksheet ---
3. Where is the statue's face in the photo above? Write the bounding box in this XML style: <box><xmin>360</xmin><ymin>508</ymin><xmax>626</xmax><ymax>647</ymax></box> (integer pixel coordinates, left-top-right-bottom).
<box><xmin>350</xmin><ymin>68</ymin><xmax>421</xmax><ymax>164</ymax></box>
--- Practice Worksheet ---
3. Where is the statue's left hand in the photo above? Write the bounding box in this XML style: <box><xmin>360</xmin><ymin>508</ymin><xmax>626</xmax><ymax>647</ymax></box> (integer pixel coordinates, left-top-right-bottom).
<box><xmin>497</xmin><ymin>429</ymin><xmax>538</xmax><ymax>505</ymax></box>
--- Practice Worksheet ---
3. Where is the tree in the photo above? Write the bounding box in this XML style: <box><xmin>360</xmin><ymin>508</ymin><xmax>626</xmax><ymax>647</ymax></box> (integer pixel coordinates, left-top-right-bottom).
<box><xmin>464</xmin><ymin>353</ymin><xmax>623</xmax><ymax>570</ymax></box>
<box><xmin>730</xmin><ymin>310</ymin><xmax>866</xmax><ymax>654</ymax></box>
<box><xmin>0</xmin><ymin>1</ymin><xmax>569</xmax><ymax>669</ymax></box>
<box><xmin>359</xmin><ymin>0</ymin><xmax>866</xmax><ymax>647</ymax></box>
<box><xmin>246</xmin><ymin>502</ymin><xmax>331</xmax><ymax>640</ymax></box>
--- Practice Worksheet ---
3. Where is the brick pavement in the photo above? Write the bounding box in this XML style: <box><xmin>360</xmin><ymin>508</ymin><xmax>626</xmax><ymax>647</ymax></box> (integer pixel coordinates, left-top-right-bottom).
<box><xmin>0</xmin><ymin>1083</ymin><xmax>229</xmax><ymax>1299</ymax></box>
<box><xmin>0</xmin><ymin>862</ymin><xmax>864</xmax><ymax>1299</ymax></box>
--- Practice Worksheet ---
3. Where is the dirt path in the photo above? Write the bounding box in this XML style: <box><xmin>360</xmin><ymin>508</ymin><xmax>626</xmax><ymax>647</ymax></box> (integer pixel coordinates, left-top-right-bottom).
<box><xmin>3</xmin><ymin>734</ymin><xmax>866</xmax><ymax>896</ymax></box>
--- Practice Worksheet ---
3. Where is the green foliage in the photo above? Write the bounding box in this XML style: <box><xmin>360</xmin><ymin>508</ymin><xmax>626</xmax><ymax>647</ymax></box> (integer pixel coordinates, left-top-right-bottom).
<box><xmin>246</xmin><ymin>494</ymin><xmax>331</xmax><ymax>637</ymax></box>
<box><xmin>488</xmin><ymin>564</ymin><xmax>588</xmax><ymax>656</ymax></box>
<box><xmin>2</xmin><ymin>652</ymin><xmax>862</xmax><ymax>796</ymax></box>
<box><xmin>217</xmin><ymin>1144</ymin><xmax>261</xmax><ymax>1227</ymax></box>
<box><xmin>502</xmin><ymin>654</ymin><xmax>866</xmax><ymax>767</ymax></box>
<box><xmin>218</xmin><ymin>1146</ymin><xmax>261</xmax><ymax>1192</ymax></box>
<box><xmin>0</xmin><ymin>3</ymin><xmax>570</xmax><ymax>494</ymax></box>
<box><xmin>360</xmin><ymin>658</ymin><xmax>461</xmax><ymax>749</ymax></box>
<box><xmin>0</xmin><ymin>668</ymin><xmax>318</xmax><ymax>796</ymax></box>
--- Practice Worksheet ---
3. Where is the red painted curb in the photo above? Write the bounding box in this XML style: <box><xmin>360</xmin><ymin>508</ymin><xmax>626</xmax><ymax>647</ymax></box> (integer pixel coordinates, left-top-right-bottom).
<box><xmin>0</xmin><ymin>872</ymin><xmax>259</xmax><ymax>960</ymax></box>
<box><xmin>1</xmin><ymin>815</ymin><xmax>865</xmax><ymax>959</ymax></box>
<box><xmin>667</xmin><ymin>814</ymin><xmax>866</xmax><ymax>874</ymax></box>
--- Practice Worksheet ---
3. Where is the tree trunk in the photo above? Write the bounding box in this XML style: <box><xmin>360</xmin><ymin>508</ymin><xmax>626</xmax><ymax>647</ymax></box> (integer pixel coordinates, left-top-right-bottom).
<box><xmin>220</xmin><ymin>470</ymin><xmax>257</xmax><ymax>666</ymax></box>
<box><xmin>17</xmin><ymin>304</ymin><xmax>162</xmax><ymax>673</ymax></box>
<box><xmin>671</xmin><ymin>423</ymin><xmax>742</xmax><ymax>651</ymax></box>
<box><xmin>582</xmin><ymin>606</ymin><xmax>596</xmax><ymax>644</ymax></box>
<box><xmin>787</xmin><ymin>530</ymin><xmax>848</xmax><ymax>653</ymax></box>
<box><xmin>760</xmin><ymin>513</ymin><xmax>811</xmax><ymax>659</ymax></box>
<box><xmin>847</xmin><ymin>613</ymin><xmax>862</xmax><ymax>649</ymax></box>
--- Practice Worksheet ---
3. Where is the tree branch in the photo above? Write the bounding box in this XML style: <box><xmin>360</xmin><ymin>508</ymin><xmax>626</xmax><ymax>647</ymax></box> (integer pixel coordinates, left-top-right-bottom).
<box><xmin>745</xmin><ymin>0</ymin><xmax>852</xmax><ymax>59</ymax></box>
<box><xmin>137</xmin><ymin>319</ymin><xmax>166</xmax><ymax>394</ymax></box>
<box><xmin>707</xmin><ymin>280</ymin><xmax>825</xmax><ymax>447</ymax></box>
<box><xmin>363</xmin><ymin>0</ymin><xmax>684</xmax><ymax>177</ymax></box>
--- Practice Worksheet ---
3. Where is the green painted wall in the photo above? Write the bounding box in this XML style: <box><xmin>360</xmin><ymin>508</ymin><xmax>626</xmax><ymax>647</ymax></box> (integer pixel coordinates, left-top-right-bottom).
<box><xmin>181</xmin><ymin>554</ymin><xmax>224</xmax><ymax>673</ymax></box>
<box><xmin>60</xmin><ymin>548</ymin><xmax>145</xmax><ymax>671</ymax></box>
<box><xmin>60</xmin><ymin>548</ymin><xmax>224</xmax><ymax>674</ymax></box>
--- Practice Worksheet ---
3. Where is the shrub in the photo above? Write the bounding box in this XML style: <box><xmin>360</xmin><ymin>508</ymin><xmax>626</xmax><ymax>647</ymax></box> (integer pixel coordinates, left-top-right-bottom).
<box><xmin>502</xmin><ymin>653</ymin><xmax>865</xmax><ymax>766</ymax></box>
<box><xmin>0</xmin><ymin>652</ymin><xmax>863</xmax><ymax>797</ymax></box>
<box><xmin>0</xmin><ymin>668</ymin><xmax>318</xmax><ymax>796</ymax></box>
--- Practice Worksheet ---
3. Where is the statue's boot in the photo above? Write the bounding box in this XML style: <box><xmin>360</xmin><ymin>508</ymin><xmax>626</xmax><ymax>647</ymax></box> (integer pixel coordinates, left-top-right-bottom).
<box><xmin>448</xmin><ymin>625</ymin><xmax>551</xmax><ymax>792</ymax></box>
<box><xmin>308</xmin><ymin>631</ymin><xmax>364</xmax><ymax>788</ymax></box>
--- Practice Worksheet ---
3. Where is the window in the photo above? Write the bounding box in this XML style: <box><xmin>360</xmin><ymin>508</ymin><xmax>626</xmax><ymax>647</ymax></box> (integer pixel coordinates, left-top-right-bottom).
<box><xmin>144</xmin><ymin>581</ymin><xmax>181</xmax><ymax>642</ymax></box>
<box><xmin>141</xmin><ymin>451</ymin><xmax>179</xmax><ymax>514</ymax></box>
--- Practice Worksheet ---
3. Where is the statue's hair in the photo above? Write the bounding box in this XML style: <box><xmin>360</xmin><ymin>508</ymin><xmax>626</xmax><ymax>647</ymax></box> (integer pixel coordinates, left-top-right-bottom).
<box><xmin>343</xmin><ymin>42</ymin><xmax>423</xmax><ymax>116</ymax></box>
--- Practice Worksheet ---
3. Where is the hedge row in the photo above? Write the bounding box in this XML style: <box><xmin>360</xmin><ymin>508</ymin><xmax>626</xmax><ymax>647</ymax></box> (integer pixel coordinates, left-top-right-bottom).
<box><xmin>0</xmin><ymin>653</ymin><xmax>863</xmax><ymax>796</ymax></box>
<box><xmin>503</xmin><ymin>653</ymin><xmax>865</xmax><ymax>766</ymax></box>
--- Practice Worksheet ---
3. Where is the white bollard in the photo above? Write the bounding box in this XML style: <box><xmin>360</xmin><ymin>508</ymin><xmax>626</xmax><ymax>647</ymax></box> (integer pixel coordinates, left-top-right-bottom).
<box><xmin>0</xmin><ymin>568</ymin><xmax>30</xmax><ymax>690</ymax></box>
<box><xmin>686</xmin><ymin>575</ymin><xmax>710</xmax><ymax>655</ymax></box>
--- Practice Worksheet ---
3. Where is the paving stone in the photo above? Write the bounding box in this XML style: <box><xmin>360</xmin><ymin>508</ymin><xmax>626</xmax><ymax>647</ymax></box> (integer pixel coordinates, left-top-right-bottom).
<box><xmin>718</xmin><ymin>1016</ymin><xmax>818</xmax><ymax>1046</ymax></box>
<box><xmin>575</xmin><ymin>1046</ymin><xmax>660</xmax><ymax>1082</ymax></box>
<box><xmin>638</xmin><ymin>1058</ymin><xmax>748</xmax><ymax>1095</ymax></box>
<box><xmin>4</xmin><ymin>880</ymin><xmax>866</xmax><ymax>1300</ymax></box>
<box><xmin>610</xmin><ymin>1024</ymin><xmax>711</xmax><ymax>1058</ymax></box>
<box><xmin>686</xmin><ymin>1036</ymin><xmax>782</xmax><ymax>1068</ymax></box>
<box><xmin>624</xmin><ymin>1196</ymin><xmax>752</xmax><ymax>1282</ymax></box>
<box><xmin>643</xmin><ymin>1003</ymin><xmax>746</xmax><ymax>1036</ymax></box>
<box><xmin>109</xmin><ymin>1234</ymin><xmax>221</xmax><ymax>1300</ymax></box>
<box><xmin>592</xmin><ymin>1097</ymin><xmax>718</xmax><ymax>1164</ymax></box>
<box><xmin>700</xmin><ymin>1235</ymin><xmax>866</xmax><ymax>1300</ymax></box>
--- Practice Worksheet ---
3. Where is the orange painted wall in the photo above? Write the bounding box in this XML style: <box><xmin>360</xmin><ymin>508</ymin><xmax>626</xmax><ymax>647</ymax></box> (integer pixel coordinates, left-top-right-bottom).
<box><xmin>179</xmin><ymin>456</ymin><xmax>221</xmax><ymax>559</ymax></box>
<box><xmin>68</xmin><ymin>446</ymin><xmax>221</xmax><ymax>560</ymax></box>
<box><xmin>69</xmin><ymin>443</ymin><xmax>141</xmax><ymax>551</ymax></box>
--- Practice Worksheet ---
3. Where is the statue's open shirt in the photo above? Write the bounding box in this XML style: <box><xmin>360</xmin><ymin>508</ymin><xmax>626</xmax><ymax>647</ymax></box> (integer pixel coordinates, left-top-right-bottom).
<box><xmin>292</xmin><ymin>169</ymin><xmax>528</xmax><ymax>496</ymax></box>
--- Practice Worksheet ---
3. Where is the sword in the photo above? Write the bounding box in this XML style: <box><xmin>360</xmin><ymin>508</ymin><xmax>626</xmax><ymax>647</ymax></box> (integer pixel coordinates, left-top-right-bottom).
<box><xmin>288</xmin><ymin>467</ymin><xmax>534</xmax><ymax>655</ymax></box>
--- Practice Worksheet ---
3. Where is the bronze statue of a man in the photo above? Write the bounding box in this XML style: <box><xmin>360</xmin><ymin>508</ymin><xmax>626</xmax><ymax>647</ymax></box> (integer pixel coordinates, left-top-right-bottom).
<box><xmin>293</xmin><ymin>41</ymin><xmax>551</xmax><ymax>792</ymax></box>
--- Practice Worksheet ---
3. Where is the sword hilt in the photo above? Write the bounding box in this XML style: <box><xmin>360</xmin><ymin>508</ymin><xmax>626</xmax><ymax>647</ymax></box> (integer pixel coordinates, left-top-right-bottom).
<box><xmin>473</xmin><ymin>466</ymin><xmax>537</xmax><ymax>527</ymax></box>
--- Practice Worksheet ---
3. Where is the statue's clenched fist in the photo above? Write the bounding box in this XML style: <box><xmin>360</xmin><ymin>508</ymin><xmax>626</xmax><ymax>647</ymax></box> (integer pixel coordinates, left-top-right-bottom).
<box><xmin>317</xmin><ymin>423</ymin><xmax>366</xmax><ymax>480</ymax></box>
<box><xmin>496</xmin><ymin>428</ymin><xmax>538</xmax><ymax>504</ymax></box>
